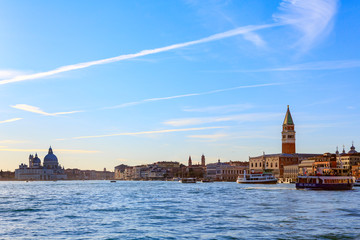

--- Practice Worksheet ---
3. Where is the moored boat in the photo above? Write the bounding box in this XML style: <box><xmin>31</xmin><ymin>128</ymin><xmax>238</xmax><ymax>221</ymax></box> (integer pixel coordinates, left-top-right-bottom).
<box><xmin>296</xmin><ymin>175</ymin><xmax>355</xmax><ymax>190</ymax></box>
<box><xmin>201</xmin><ymin>178</ymin><xmax>214</xmax><ymax>183</ymax></box>
<box><xmin>236</xmin><ymin>170</ymin><xmax>278</xmax><ymax>184</ymax></box>
<box><xmin>180</xmin><ymin>178</ymin><xmax>196</xmax><ymax>183</ymax></box>
<box><xmin>354</xmin><ymin>178</ymin><xmax>360</xmax><ymax>187</ymax></box>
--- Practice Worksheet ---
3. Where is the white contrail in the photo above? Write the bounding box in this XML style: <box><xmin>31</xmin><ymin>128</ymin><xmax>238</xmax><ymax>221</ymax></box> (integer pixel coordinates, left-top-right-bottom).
<box><xmin>11</xmin><ymin>104</ymin><xmax>83</xmax><ymax>116</ymax></box>
<box><xmin>107</xmin><ymin>83</ymin><xmax>282</xmax><ymax>109</ymax></box>
<box><xmin>0</xmin><ymin>23</ymin><xmax>279</xmax><ymax>85</ymax></box>
<box><xmin>0</xmin><ymin>118</ymin><xmax>23</xmax><ymax>124</ymax></box>
<box><xmin>74</xmin><ymin>126</ymin><xmax>227</xmax><ymax>139</ymax></box>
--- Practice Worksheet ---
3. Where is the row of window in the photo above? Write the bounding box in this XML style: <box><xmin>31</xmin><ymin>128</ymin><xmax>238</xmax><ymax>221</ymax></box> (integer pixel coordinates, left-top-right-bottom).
<box><xmin>251</xmin><ymin>162</ymin><xmax>278</xmax><ymax>168</ymax></box>
<box><xmin>282</xmin><ymin>135</ymin><xmax>295</xmax><ymax>138</ymax></box>
<box><xmin>222</xmin><ymin>170</ymin><xmax>244</xmax><ymax>174</ymax></box>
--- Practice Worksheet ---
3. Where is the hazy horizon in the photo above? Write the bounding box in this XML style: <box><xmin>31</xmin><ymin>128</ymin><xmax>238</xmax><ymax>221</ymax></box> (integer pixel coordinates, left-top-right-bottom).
<box><xmin>1</xmin><ymin>0</ymin><xmax>359</xmax><ymax>171</ymax></box>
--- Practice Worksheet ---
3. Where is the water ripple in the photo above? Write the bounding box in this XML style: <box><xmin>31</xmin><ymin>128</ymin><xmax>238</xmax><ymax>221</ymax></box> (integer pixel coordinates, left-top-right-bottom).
<box><xmin>0</xmin><ymin>181</ymin><xmax>359</xmax><ymax>239</ymax></box>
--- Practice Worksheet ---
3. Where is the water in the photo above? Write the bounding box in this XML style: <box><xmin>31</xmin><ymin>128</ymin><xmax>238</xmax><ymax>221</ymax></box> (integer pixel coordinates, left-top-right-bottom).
<box><xmin>0</xmin><ymin>181</ymin><xmax>359</xmax><ymax>240</ymax></box>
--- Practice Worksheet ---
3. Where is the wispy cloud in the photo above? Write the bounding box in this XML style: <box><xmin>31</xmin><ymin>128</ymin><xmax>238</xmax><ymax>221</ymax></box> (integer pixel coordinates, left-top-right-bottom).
<box><xmin>243</xmin><ymin>32</ymin><xmax>266</xmax><ymax>48</ymax></box>
<box><xmin>74</xmin><ymin>126</ymin><xmax>227</xmax><ymax>139</ymax></box>
<box><xmin>183</xmin><ymin>103</ymin><xmax>253</xmax><ymax>114</ymax></box>
<box><xmin>214</xmin><ymin>60</ymin><xmax>360</xmax><ymax>73</ymax></box>
<box><xmin>0</xmin><ymin>140</ymin><xmax>27</xmax><ymax>144</ymax></box>
<box><xmin>0</xmin><ymin>70</ymin><xmax>26</xmax><ymax>80</ymax></box>
<box><xmin>164</xmin><ymin>113</ymin><xmax>282</xmax><ymax>127</ymax></box>
<box><xmin>188</xmin><ymin>133</ymin><xmax>229</xmax><ymax>139</ymax></box>
<box><xmin>11</xmin><ymin>104</ymin><xmax>83</xmax><ymax>116</ymax></box>
<box><xmin>0</xmin><ymin>118</ymin><xmax>22</xmax><ymax>124</ymax></box>
<box><xmin>261</xmin><ymin>60</ymin><xmax>360</xmax><ymax>72</ymax></box>
<box><xmin>0</xmin><ymin>148</ymin><xmax>100</xmax><ymax>153</ymax></box>
<box><xmin>107</xmin><ymin>83</ymin><xmax>281</xmax><ymax>109</ymax></box>
<box><xmin>0</xmin><ymin>1</ymin><xmax>337</xmax><ymax>86</ymax></box>
<box><xmin>0</xmin><ymin>24</ymin><xmax>280</xmax><ymax>85</ymax></box>
<box><xmin>274</xmin><ymin>0</ymin><xmax>338</xmax><ymax>52</ymax></box>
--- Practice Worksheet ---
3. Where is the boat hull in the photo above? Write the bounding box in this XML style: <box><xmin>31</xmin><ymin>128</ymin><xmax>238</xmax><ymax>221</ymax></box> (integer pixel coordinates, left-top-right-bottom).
<box><xmin>236</xmin><ymin>179</ymin><xmax>278</xmax><ymax>184</ymax></box>
<box><xmin>296</xmin><ymin>183</ymin><xmax>353</xmax><ymax>190</ymax></box>
<box><xmin>180</xmin><ymin>178</ymin><xmax>196</xmax><ymax>183</ymax></box>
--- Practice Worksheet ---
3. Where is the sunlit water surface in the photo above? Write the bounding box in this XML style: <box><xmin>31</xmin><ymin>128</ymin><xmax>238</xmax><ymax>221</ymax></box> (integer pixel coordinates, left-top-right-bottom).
<box><xmin>0</xmin><ymin>181</ymin><xmax>359</xmax><ymax>239</ymax></box>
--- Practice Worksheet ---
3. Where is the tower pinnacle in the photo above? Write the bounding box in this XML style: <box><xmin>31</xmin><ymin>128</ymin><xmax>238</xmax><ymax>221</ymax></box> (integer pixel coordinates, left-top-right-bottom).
<box><xmin>282</xmin><ymin>105</ymin><xmax>296</xmax><ymax>154</ymax></box>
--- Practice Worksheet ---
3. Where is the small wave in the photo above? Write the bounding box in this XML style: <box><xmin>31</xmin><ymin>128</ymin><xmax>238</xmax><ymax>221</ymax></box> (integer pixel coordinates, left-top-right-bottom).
<box><xmin>243</xmin><ymin>186</ymin><xmax>295</xmax><ymax>190</ymax></box>
<box><xmin>12</xmin><ymin>208</ymin><xmax>40</xmax><ymax>212</ymax></box>
<box><xmin>92</xmin><ymin>207</ymin><xmax>128</xmax><ymax>212</ymax></box>
<box><xmin>317</xmin><ymin>233</ymin><xmax>360</xmax><ymax>240</ymax></box>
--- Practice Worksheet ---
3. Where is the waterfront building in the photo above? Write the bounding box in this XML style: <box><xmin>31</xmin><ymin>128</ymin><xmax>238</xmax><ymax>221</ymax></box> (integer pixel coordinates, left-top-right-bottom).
<box><xmin>148</xmin><ymin>167</ymin><xmax>167</xmax><ymax>180</ymax></box>
<box><xmin>283</xmin><ymin>164</ymin><xmax>298</xmax><ymax>182</ymax></box>
<box><xmin>123</xmin><ymin>167</ymin><xmax>134</xmax><ymax>180</ymax></box>
<box><xmin>205</xmin><ymin>160</ymin><xmax>248</xmax><ymax>181</ymax></box>
<box><xmin>249</xmin><ymin>106</ymin><xmax>320</xmax><ymax>180</ymax></box>
<box><xmin>298</xmin><ymin>159</ymin><xmax>315</xmax><ymax>175</ymax></box>
<box><xmin>155</xmin><ymin>161</ymin><xmax>183</xmax><ymax>179</ymax></box>
<box><xmin>65</xmin><ymin>168</ymin><xmax>114</xmax><ymax>180</ymax></box>
<box><xmin>351</xmin><ymin>163</ymin><xmax>360</xmax><ymax>179</ymax></box>
<box><xmin>313</xmin><ymin>153</ymin><xmax>337</xmax><ymax>174</ymax></box>
<box><xmin>206</xmin><ymin>159</ymin><xmax>229</xmax><ymax>180</ymax></box>
<box><xmin>0</xmin><ymin>170</ymin><xmax>15</xmax><ymax>180</ymax></box>
<box><xmin>114</xmin><ymin>161</ymin><xmax>183</xmax><ymax>180</ymax></box>
<box><xmin>15</xmin><ymin>147</ymin><xmax>67</xmax><ymax>180</ymax></box>
<box><xmin>114</xmin><ymin>164</ymin><xmax>128</xmax><ymax>179</ymax></box>
<box><xmin>337</xmin><ymin>143</ymin><xmax>360</xmax><ymax>170</ymax></box>
<box><xmin>298</xmin><ymin>152</ymin><xmax>351</xmax><ymax>177</ymax></box>
<box><xmin>132</xmin><ymin>165</ymin><xmax>148</xmax><ymax>180</ymax></box>
<box><xmin>221</xmin><ymin>161</ymin><xmax>249</xmax><ymax>181</ymax></box>
<box><xmin>186</xmin><ymin>155</ymin><xmax>206</xmax><ymax>178</ymax></box>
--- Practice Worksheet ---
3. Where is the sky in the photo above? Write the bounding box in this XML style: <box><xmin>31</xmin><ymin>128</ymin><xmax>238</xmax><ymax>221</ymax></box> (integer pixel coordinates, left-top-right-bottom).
<box><xmin>0</xmin><ymin>0</ymin><xmax>360</xmax><ymax>171</ymax></box>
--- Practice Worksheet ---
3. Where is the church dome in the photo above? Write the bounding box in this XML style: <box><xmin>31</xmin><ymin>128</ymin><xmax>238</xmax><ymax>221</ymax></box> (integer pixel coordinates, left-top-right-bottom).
<box><xmin>43</xmin><ymin>147</ymin><xmax>58</xmax><ymax>168</ymax></box>
<box><xmin>348</xmin><ymin>143</ymin><xmax>357</xmax><ymax>154</ymax></box>
<box><xmin>33</xmin><ymin>153</ymin><xmax>41</xmax><ymax>164</ymax></box>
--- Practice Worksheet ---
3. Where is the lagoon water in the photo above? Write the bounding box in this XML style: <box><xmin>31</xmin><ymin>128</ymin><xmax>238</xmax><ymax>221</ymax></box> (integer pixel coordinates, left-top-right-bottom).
<box><xmin>0</xmin><ymin>181</ymin><xmax>359</xmax><ymax>240</ymax></box>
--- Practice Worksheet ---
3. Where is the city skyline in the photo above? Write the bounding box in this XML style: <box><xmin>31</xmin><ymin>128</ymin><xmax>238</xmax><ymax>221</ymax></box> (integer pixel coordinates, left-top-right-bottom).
<box><xmin>1</xmin><ymin>0</ymin><xmax>360</xmax><ymax>171</ymax></box>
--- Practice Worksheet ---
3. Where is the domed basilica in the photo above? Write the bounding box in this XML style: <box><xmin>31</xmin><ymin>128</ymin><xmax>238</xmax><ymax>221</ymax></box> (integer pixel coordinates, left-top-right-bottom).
<box><xmin>15</xmin><ymin>146</ymin><xmax>67</xmax><ymax>180</ymax></box>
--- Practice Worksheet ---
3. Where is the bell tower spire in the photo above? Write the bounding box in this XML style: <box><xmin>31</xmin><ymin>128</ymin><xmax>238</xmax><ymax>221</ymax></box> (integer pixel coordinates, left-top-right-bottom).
<box><xmin>188</xmin><ymin>156</ymin><xmax>192</xmax><ymax>167</ymax></box>
<box><xmin>282</xmin><ymin>105</ymin><xmax>296</xmax><ymax>154</ymax></box>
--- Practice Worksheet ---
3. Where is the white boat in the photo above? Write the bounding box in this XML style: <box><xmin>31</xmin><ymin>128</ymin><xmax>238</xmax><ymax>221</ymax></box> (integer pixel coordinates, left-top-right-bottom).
<box><xmin>354</xmin><ymin>179</ymin><xmax>360</xmax><ymax>187</ymax></box>
<box><xmin>236</xmin><ymin>170</ymin><xmax>278</xmax><ymax>184</ymax></box>
<box><xmin>180</xmin><ymin>178</ymin><xmax>196</xmax><ymax>183</ymax></box>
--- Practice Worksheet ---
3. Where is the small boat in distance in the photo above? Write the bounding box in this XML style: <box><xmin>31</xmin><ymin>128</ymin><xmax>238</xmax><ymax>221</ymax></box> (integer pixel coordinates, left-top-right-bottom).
<box><xmin>296</xmin><ymin>176</ymin><xmax>355</xmax><ymax>190</ymax></box>
<box><xmin>180</xmin><ymin>178</ymin><xmax>196</xmax><ymax>183</ymax></box>
<box><xmin>110</xmin><ymin>180</ymin><xmax>116</xmax><ymax>183</ymax></box>
<box><xmin>236</xmin><ymin>170</ymin><xmax>278</xmax><ymax>184</ymax></box>
<box><xmin>201</xmin><ymin>178</ymin><xmax>214</xmax><ymax>183</ymax></box>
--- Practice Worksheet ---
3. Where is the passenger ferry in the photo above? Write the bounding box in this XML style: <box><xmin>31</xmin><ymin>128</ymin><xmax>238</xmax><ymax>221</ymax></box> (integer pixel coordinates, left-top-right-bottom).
<box><xmin>179</xmin><ymin>178</ymin><xmax>196</xmax><ymax>183</ymax></box>
<box><xmin>296</xmin><ymin>176</ymin><xmax>355</xmax><ymax>190</ymax></box>
<box><xmin>236</xmin><ymin>170</ymin><xmax>278</xmax><ymax>184</ymax></box>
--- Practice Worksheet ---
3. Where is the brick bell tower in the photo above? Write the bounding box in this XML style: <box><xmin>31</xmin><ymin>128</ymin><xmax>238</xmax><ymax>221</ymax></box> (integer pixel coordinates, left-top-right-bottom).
<box><xmin>282</xmin><ymin>105</ymin><xmax>296</xmax><ymax>154</ymax></box>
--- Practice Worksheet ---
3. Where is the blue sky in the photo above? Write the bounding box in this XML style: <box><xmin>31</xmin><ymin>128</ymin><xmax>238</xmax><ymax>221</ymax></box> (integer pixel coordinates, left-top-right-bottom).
<box><xmin>0</xmin><ymin>0</ymin><xmax>359</xmax><ymax>171</ymax></box>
